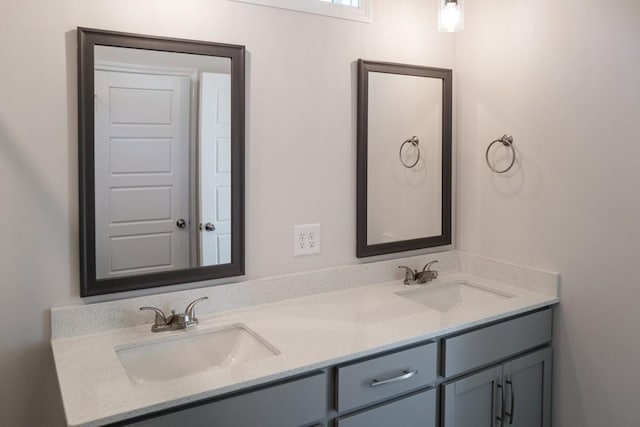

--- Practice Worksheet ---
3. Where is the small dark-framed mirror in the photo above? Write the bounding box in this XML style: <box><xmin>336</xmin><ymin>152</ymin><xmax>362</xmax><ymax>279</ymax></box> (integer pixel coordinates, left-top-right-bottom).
<box><xmin>78</xmin><ymin>28</ymin><xmax>245</xmax><ymax>296</ymax></box>
<box><xmin>356</xmin><ymin>59</ymin><xmax>452</xmax><ymax>257</ymax></box>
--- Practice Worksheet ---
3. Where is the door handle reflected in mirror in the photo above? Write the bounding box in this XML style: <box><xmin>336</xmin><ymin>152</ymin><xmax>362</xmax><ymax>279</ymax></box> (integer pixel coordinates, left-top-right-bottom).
<box><xmin>176</xmin><ymin>218</ymin><xmax>186</xmax><ymax>229</ymax></box>
<box><xmin>204</xmin><ymin>223</ymin><xmax>216</xmax><ymax>232</ymax></box>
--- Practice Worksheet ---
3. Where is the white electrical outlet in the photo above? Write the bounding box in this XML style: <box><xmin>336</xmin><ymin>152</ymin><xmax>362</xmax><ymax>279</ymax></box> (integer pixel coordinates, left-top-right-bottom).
<box><xmin>293</xmin><ymin>224</ymin><xmax>321</xmax><ymax>256</ymax></box>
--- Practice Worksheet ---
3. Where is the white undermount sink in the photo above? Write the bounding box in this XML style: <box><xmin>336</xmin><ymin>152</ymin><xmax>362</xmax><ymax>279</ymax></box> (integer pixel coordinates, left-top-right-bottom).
<box><xmin>396</xmin><ymin>281</ymin><xmax>514</xmax><ymax>312</ymax></box>
<box><xmin>116</xmin><ymin>324</ymin><xmax>279</xmax><ymax>383</ymax></box>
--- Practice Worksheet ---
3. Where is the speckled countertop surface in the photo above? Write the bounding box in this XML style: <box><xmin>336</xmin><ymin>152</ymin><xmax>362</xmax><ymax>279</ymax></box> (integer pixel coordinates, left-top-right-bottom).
<box><xmin>52</xmin><ymin>266</ymin><xmax>558</xmax><ymax>427</ymax></box>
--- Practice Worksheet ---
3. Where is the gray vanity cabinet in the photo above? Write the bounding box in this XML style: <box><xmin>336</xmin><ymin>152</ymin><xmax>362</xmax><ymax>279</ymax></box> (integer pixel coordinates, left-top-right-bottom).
<box><xmin>443</xmin><ymin>309</ymin><xmax>552</xmax><ymax>379</ymax></box>
<box><xmin>503</xmin><ymin>348</ymin><xmax>552</xmax><ymax>427</ymax></box>
<box><xmin>443</xmin><ymin>347</ymin><xmax>552</xmax><ymax>427</ymax></box>
<box><xmin>115</xmin><ymin>309</ymin><xmax>553</xmax><ymax>427</ymax></box>
<box><xmin>443</xmin><ymin>366</ymin><xmax>503</xmax><ymax>427</ymax></box>
<box><xmin>442</xmin><ymin>309</ymin><xmax>552</xmax><ymax>427</ymax></box>
<box><xmin>124</xmin><ymin>372</ymin><xmax>328</xmax><ymax>427</ymax></box>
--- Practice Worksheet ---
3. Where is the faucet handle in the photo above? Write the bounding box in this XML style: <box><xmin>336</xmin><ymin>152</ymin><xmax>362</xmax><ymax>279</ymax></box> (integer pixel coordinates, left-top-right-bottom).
<box><xmin>184</xmin><ymin>296</ymin><xmax>209</xmax><ymax>321</ymax></box>
<box><xmin>139</xmin><ymin>306</ymin><xmax>167</xmax><ymax>327</ymax></box>
<box><xmin>422</xmin><ymin>260</ymin><xmax>439</xmax><ymax>272</ymax></box>
<box><xmin>398</xmin><ymin>266</ymin><xmax>417</xmax><ymax>284</ymax></box>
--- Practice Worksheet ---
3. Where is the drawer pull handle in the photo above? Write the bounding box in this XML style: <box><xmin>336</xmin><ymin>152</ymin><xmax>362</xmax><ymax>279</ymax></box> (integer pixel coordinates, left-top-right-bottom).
<box><xmin>370</xmin><ymin>370</ymin><xmax>418</xmax><ymax>387</ymax></box>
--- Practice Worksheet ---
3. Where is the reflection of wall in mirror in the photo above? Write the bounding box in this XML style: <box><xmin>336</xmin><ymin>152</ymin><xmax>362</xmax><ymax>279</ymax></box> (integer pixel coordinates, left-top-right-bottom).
<box><xmin>95</xmin><ymin>46</ymin><xmax>231</xmax><ymax>74</ymax></box>
<box><xmin>367</xmin><ymin>72</ymin><xmax>443</xmax><ymax>245</ymax></box>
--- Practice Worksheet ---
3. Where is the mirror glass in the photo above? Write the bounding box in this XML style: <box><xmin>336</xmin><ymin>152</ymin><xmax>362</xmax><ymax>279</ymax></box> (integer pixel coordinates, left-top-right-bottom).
<box><xmin>357</xmin><ymin>60</ymin><xmax>452</xmax><ymax>257</ymax></box>
<box><xmin>94</xmin><ymin>46</ymin><xmax>231</xmax><ymax>279</ymax></box>
<box><xmin>79</xmin><ymin>28</ymin><xmax>245</xmax><ymax>296</ymax></box>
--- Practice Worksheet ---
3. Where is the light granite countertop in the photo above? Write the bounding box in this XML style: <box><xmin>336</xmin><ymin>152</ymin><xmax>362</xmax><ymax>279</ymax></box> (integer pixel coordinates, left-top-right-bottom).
<box><xmin>51</xmin><ymin>264</ymin><xmax>559</xmax><ymax>427</ymax></box>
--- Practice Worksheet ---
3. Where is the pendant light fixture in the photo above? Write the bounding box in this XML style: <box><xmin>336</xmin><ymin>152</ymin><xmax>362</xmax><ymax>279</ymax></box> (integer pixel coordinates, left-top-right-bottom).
<box><xmin>438</xmin><ymin>0</ymin><xmax>464</xmax><ymax>32</ymax></box>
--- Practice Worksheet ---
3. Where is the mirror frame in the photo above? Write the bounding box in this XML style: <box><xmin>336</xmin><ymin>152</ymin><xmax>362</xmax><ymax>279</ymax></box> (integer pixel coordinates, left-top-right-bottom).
<box><xmin>356</xmin><ymin>59</ymin><xmax>452</xmax><ymax>258</ymax></box>
<box><xmin>78</xmin><ymin>28</ymin><xmax>245</xmax><ymax>296</ymax></box>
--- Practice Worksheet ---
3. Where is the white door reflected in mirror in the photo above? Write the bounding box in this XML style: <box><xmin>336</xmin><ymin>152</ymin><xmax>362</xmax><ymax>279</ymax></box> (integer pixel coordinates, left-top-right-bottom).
<box><xmin>93</xmin><ymin>46</ymin><xmax>232</xmax><ymax>279</ymax></box>
<box><xmin>199</xmin><ymin>72</ymin><xmax>232</xmax><ymax>265</ymax></box>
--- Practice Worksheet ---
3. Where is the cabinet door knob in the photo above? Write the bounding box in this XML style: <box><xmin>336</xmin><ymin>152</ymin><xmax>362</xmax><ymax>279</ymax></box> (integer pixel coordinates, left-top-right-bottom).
<box><xmin>176</xmin><ymin>218</ymin><xmax>186</xmax><ymax>229</ymax></box>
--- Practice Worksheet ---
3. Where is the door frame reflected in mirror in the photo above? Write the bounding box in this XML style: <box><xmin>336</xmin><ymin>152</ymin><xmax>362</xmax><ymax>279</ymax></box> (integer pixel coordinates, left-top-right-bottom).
<box><xmin>78</xmin><ymin>28</ymin><xmax>245</xmax><ymax>296</ymax></box>
<box><xmin>356</xmin><ymin>59</ymin><xmax>452</xmax><ymax>258</ymax></box>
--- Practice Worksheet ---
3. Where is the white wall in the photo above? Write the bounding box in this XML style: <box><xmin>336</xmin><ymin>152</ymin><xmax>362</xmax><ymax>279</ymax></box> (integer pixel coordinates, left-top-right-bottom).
<box><xmin>455</xmin><ymin>0</ymin><xmax>640</xmax><ymax>425</ymax></box>
<box><xmin>368</xmin><ymin>73</ymin><xmax>443</xmax><ymax>243</ymax></box>
<box><xmin>0</xmin><ymin>0</ymin><xmax>454</xmax><ymax>425</ymax></box>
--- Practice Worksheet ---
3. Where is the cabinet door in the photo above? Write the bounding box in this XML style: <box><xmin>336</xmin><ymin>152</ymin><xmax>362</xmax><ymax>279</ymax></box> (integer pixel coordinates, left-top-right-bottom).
<box><xmin>336</xmin><ymin>389</ymin><xmax>436</xmax><ymax>427</ymax></box>
<box><xmin>125</xmin><ymin>372</ymin><xmax>327</xmax><ymax>427</ymax></box>
<box><xmin>502</xmin><ymin>348</ymin><xmax>552</xmax><ymax>427</ymax></box>
<box><xmin>443</xmin><ymin>366</ymin><xmax>503</xmax><ymax>427</ymax></box>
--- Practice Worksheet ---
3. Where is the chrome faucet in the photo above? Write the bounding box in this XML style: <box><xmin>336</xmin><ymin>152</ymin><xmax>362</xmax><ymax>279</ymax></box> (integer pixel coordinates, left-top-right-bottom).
<box><xmin>140</xmin><ymin>296</ymin><xmax>209</xmax><ymax>332</ymax></box>
<box><xmin>398</xmin><ymin>261</ymin><xmax>439</xmax><ymax>285</ymax></box>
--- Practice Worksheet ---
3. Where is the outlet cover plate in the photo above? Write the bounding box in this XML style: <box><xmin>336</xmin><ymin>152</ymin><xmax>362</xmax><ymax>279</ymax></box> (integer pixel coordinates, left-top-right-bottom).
<box><xmin>293</xmin><ymin>224</ymin><xmax>321</xmax><ymax>256</ymax></box>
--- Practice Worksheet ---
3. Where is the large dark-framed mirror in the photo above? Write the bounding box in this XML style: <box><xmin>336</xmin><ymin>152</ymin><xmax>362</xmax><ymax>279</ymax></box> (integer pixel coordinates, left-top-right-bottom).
<box><xmin>78</xmin><ymin>28</ymin><xmax>245</xmax><ymax>296</ymax></box>
<box><xmin>356</xmin><ymin>59</ymin><xmax>452</xmax><ymax>257</ymax></box>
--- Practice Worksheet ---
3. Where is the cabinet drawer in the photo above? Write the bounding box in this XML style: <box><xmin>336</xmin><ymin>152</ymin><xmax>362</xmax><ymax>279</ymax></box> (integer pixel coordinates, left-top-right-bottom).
<box><xmin>336</xmin><ymin>389</ymin><xmax>436</xmax><ymax>427</ymax></box>
<box><xmin>337</xmin><ymin>342</ymin><xmax>436</xmax><ymax>413</ymax></box>
<box><xmin>125</xmin><ymin>372</ymin><xmax>327</xmax><ymax>427</ymax></box>
<box><xmin>443</xmin><ymin>309</ymin><xmax>552</xmax><ymax>378</ymax></box>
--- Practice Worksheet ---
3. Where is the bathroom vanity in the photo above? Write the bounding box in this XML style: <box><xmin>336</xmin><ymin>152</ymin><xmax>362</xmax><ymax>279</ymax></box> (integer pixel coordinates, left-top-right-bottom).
<box><xmin>51</xmin><ymin>252</ymin><xmax>559</xmax><ymax>427</ymax></box>
<box><xmin>118</xmin><ymin>309</ymin><xmax>551</xmax><ymax>427</ymax></box>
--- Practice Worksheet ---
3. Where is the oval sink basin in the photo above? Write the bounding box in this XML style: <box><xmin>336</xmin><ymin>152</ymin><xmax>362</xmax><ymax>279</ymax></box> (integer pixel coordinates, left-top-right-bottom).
<box><xmin>116</xmin><ymin>324</ymin><xmax>279</xmax><ymax>383</ymax></box>
<box><xmin>396</xmin><ymin>281</ymin><xmax>514</xmax><ymax>313</ymax></box>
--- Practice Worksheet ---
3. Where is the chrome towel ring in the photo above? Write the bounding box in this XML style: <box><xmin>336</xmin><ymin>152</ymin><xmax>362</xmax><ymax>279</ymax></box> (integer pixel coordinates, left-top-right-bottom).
<box><xmin>486</xmin><ymin>134</ymin><xmax>515</xmax><ymax>174</ymax></box>
<box><xmin>399</xmin><ymin>136</ymin><xmax>420</xmax><ymax>169</ymax></box>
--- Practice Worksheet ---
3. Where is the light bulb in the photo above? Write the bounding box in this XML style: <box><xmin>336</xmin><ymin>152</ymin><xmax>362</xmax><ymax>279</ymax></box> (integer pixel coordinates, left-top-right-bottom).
<box><xmin>438</xmin><ymin>0</ymin><xmax>464</xmax><ymax>33</ymax></box>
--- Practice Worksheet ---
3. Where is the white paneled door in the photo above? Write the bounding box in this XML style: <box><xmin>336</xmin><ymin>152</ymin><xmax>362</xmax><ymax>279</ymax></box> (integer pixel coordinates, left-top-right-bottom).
<box><xmin>94</xmin><ymin>70</ymin><xmax>191</xmax><ymax>278</ymax></box>
<box><xmin>199</xmin><ymin>72</ymin><xmax>232</xmax><ymax>265</ymax></box>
